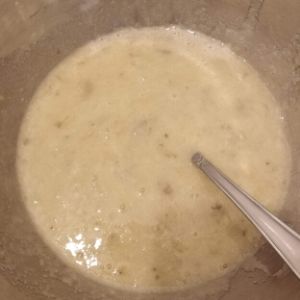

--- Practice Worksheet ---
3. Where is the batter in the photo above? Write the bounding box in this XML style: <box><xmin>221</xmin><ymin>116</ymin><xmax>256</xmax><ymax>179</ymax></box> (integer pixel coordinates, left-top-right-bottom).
<box><xmin>17</xmin><ymin>27</ymin><xmax>291</xmax><ymax>291</ymax></box>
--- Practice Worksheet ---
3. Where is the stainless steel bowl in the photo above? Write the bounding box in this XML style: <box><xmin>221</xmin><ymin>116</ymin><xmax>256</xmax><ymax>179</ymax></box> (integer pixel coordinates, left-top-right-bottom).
<box><xmin>1</xmin><ymin>1</ymin><xmax>300</xmax><ymax>299</ymax></box>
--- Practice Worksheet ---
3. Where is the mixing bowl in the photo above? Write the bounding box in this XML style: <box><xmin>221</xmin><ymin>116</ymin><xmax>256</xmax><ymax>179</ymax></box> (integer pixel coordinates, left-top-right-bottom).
<box><xmin>1</xmin><ymin>1</ymin><xmax>300</xmax><ymax>299</ymax></box>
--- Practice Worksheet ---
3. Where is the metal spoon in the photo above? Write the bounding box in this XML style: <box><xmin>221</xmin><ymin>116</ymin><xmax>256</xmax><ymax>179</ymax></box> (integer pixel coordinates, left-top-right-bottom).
<box><xmin>192</xmin><ymin>152</ymin><xmax>300</xmax><ymax>279</ymax></box>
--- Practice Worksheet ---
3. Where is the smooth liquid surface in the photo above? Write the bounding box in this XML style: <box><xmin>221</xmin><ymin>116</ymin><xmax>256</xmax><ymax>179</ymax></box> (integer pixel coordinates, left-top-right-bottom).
<box><xmin>18</xmin><ymin>27</ymin><xmax>290</xmax><ymax>291</ymax></box>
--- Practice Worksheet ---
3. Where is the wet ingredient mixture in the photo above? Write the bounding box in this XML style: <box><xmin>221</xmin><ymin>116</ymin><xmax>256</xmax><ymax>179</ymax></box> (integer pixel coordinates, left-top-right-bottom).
<box><xmin>17</xmin><ymin>27</ymin><xmax>291</xmax><ymax>291</ymax></box>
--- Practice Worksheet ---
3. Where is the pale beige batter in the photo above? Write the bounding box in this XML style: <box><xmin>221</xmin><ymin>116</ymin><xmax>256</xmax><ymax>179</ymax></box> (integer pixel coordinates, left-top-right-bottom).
<box><xmin>17</xmin><ymin>27</ymin><xmax>291</xmax><ymax>291</ymax></box>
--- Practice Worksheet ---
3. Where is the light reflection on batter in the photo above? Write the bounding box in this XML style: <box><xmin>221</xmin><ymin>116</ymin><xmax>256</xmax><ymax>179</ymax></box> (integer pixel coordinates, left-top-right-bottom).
<box><xmin>65</xmin><ymin>234</ymin><xmax>102</xmax><ymax>268</ymax></box>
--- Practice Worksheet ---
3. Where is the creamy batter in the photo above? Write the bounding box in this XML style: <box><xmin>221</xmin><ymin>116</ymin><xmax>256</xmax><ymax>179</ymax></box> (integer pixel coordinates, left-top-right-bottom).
<box><xmin>17</xmin><ymin>27</ymin><xmax>291</xmax><ymax>291</ymax></box>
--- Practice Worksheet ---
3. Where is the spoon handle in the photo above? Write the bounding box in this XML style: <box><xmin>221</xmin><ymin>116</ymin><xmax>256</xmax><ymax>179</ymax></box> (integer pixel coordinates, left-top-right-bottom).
<box><xmin>192</xmin><ymin>152</ymin><xmax>300</xmax><ymax>279</ymax></box>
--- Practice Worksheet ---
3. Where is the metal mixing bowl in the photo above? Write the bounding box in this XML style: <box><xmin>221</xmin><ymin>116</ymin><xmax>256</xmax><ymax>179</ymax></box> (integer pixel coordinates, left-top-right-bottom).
<box><xmin>1</xmin><ymin>1</ymin><xmax>300</xmax><ymax>299</ymax></box>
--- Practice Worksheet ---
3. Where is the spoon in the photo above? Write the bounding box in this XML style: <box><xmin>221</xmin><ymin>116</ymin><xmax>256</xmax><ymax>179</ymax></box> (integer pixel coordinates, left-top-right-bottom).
<box><xmin>192</xmin><ymin>152</ymin><xmax>300</xmax><ymax>279</ymax></box>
